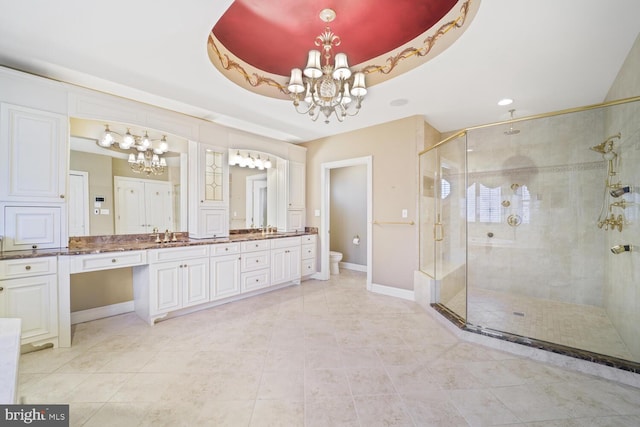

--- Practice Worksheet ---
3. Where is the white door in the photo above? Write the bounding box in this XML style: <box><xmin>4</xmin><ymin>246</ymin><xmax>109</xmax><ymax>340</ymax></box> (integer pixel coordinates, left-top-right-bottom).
<box><xmin>68</xmin><ymin>170</ymin><xmax>89</xmax><ymax>236</ymax></box>
<box><xmin>145</xmin><ymin>181</ymin><xmax>173</xmax><ymax>232</ymax></box>
<box><xmin>115</xmin><ymin>178</ymin><xmax>146</xmax><ymax>234</ymax></box>
<box><xmin>245</xmin><ymin>174</ymin><xmax>267</xmax><ymax>228</ymax></box>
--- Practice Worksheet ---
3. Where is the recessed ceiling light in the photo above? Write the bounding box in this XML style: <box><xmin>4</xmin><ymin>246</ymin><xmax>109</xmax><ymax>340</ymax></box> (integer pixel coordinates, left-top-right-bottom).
<box><xmin>498</xmin><ymin>98</ymin><xmax>513</xmax><ymax>106</ymax></box>
<box><xmin>390</xmin><ymin>98</ymin><xmax>408</xmax><ymax>107</ymax></box>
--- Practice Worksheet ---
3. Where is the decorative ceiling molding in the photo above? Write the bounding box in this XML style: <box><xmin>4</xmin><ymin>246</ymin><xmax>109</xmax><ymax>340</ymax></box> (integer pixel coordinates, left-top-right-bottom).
<box><xmin>207</xmin><ymin>0</ymin><xmax>479</xmax><ymax>99</ymax></box>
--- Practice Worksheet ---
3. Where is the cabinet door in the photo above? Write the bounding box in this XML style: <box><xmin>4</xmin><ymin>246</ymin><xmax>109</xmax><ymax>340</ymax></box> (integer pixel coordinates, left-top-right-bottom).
<box><xmin>150</xmin><ymin>262</ymin><xmax>182</xmax><ymax>314</ymax></box>
<box><xmin>287</xmin><ymin>209</ymin><xmax>304</xmax><ymax>232</ymax></box>
<box><xmin>288</xmin><ymin>245</ymin><xmax>302</xmax><ymax>281</ymax></box>
<box><xmin>199</xmin><ymin>144</ymin><xmax>228</xmax><ymax>207</ymax></box>
<box><xmin>182</xmin><ymin>258</ymin><xmax>209</xmax><ymax>307</ymax></box>
<box><xmin>200</xmin><ymin>208</ymin><xmax>229</xmax><ymax>238</ymax></box>
<box><xmin>210</xmin><ymin>254</ymin><xmax>241</xmax><ymax>300</ymax></box>
<box><xmin>288</xmin><ymin>161</ymin><xmax>305</xmax><ymax>209</ymax></box>
<box><xmin>0</xmin><ymin>104</ymin><xmax>68</xmax><ymax>202</ymax></box>
<box><xmin>3</xmin><ymin>206</ymin><xmax>61</xmax><ymax>250</ymax></box>
<box><xmin>270</xmin><ymin>247</ymin><xmax>288</xmax><ymax>285</ymax></box>
<box><xmin>0</xmin><ymin>275</ymin><xmax>58</xmax><ymax>343</ymax></box>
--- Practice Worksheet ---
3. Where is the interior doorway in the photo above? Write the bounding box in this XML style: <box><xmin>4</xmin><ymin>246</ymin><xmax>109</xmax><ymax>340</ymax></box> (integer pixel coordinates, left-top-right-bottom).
<box><xmin>245</xmin><ymin>173</ymin><xmax>267</xmax><ymax>228</ymax></box>
<box><xmin>320</xmin><ymin>156</ymin><xmax>372</xmax><ymax>289</ymax></box>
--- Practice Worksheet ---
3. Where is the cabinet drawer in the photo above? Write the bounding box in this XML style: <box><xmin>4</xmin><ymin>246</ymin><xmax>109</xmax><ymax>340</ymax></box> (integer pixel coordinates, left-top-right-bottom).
<box><xmin>241</xmin><ymin>269</ymin><xmax>270</xmax><ymax>292</ymax></box>
<box><xmin>0</xmin><ymin>257</ymin><xmax>57</xmax><ymax>280</ymax></box>
<box><xmin>211</xmin><ymin>242</ymin><xmax>240</xmax><ymax>256</ymax></box>
<box><xmin>148</xmin><ymin>245</ymin><xmax>209</xmax><ymax>263</ymax></box>
<box><xmin>70</xmin><ymin>250</ymin><xmax>147</xmax><ymax>273</ymax></box>
<box><xmin>241</xmin><ymin>250</ymin><xmax>270</xmax><ymax>272</ymax></box>
<box><xmin>302</xmin><ymin>259</ymin><xmax>316</xmax><ymax>276</ymax></box>
<box><xmin>301</xmin><ymin>243</ymin><xmax>316</xmax><ymax>260</ymax></box>
<box><xmin>241</xmin><ymin>240</ymin><xmax>270</xmax><ymax>252</ymax></box>
<box><xmin>302</xmin><ymin>234</ymin><xmax>317</xmax><ymax>245</ymax></box>
<box><xmin>270</xmin><ymin>236</ymin><xmax>301</xmax><ymax>249</ymax></box>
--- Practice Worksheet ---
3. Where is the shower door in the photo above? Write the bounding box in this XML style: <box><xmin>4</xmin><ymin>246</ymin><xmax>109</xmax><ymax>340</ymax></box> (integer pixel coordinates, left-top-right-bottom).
<box><xmin>420</xmin><ymin>133</ymin><xmax>467</xmax><ymax>320</ymax></box>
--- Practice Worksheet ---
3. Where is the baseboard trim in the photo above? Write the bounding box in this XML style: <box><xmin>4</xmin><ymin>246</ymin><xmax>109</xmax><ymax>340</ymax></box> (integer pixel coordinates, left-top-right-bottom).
<box><xmin>371</xmin><ymin>283</ymin><xmax>415</xmax><ymax>301</ymax></box>
<box><xmin>339</xmin><ymin>262</ymin><xmax>367</xmax><ymax>272</ymax></box>
<box><xmin>71</xmin><ymin>300</ymin><xmax>134</xmax><ymax>325</ymax></box>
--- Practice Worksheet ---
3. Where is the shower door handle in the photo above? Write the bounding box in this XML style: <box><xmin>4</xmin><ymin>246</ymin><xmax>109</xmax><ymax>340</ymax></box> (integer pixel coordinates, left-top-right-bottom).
<box><xmin>433</xmin><ymin>222</ymin><xmax>444</xmax><ymax>242</ymax></box>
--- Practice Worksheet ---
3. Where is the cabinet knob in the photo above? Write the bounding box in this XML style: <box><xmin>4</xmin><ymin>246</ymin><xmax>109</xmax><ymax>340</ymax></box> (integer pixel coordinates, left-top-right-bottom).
<box><xmin>32</xmin><ymin>245</ymin><xmax>38</xmax><ymax>249</ymax></box>
<box><xmin>255</xmin><ymin>279</ymin><xmax>259</xmax><ymax>282</ymax></box>
<box><xmin>60</xmin><ymin>194</ymin><xmax>65</xmax><ymax>199</ymax></box>
<box><xmin>112</xmin><ymin>259</ymin><xmax>117</xmax><ymax>263</ymax></box>
<box><xmin>225</xmin><ymin>247</ymin><xmax>229</xmax><ymax>251</ymax></box>
<box><xmin>25</xmin><ymin>265</ymin><xmax>31</xmax><ymax>271</ymax></box>
<box><xmin>256</xmin><ymin>259</ymin><xmax>259</xmax><ymax>263</ymax></box>
<box><xmin>0</xmin><ymin>287</ymin><xmax>3</xmax><ymax>292</ymax></box>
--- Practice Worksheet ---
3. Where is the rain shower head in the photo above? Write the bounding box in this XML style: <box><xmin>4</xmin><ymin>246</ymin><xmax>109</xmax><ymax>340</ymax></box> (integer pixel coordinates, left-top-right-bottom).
<box><xmin>611</xmin><ymin>244</ymin><xmax>633</xmax><ymax>254</ymax></box>
<box><xmin>590</xmin><ymin>133</ymin><xmax>621</xmax><ymax>154</ymax></box>
<box><xmin>504</xmin><ymin>109</ymin><xmax>520</xmax><ymax>135</ymax></box>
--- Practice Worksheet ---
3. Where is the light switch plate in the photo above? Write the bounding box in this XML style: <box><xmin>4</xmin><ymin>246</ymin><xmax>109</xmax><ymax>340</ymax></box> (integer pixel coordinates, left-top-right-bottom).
<box><xmin>314</xmin><ymin>209</ymin><xmax>320</xmax><ymax>217</ymax></box>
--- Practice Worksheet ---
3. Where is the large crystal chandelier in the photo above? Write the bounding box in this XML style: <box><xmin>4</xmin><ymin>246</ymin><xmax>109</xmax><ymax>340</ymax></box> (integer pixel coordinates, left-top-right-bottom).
<box><xmin>98</xmin><ymin>125</ymin><xmax>168</xmax><ymax>176</ymax></box>
<box><xmin>288</xmin><ymin>9</ymin><xmax>367</xmax><ymax>124</ymax></box>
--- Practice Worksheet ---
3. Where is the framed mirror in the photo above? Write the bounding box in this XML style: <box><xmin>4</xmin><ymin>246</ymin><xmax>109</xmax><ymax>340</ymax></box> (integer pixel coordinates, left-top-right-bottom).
<box><xmin>68</xmin><ymin>118</ymin><xmax>187</xmax><ymax>237</ymax></box>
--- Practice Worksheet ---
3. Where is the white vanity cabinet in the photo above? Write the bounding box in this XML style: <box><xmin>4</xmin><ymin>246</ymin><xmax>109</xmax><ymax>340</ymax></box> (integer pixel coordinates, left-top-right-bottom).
<box><xmin>271</xmin><ymin>236</ymin><xmax>301</xmax><ymax>285</ymax></box>
<box><xmin>301</xmin><ymin>234</ymin><xmax>317</xmax><ymax>276</ymax></box>
<box><xmin>210</xmin><ymin>243</ymin><xmax>241</xmax><ymax>300</ymax></box>
<box><xmin>0</xmin><ymin>257</ymin><xmax>58</xmax><ymax>347</ymax></box>
<box><xmin>0</xmin><ymin>103</ymin><xmax>68</xmax><ymax>251</ymax></box>
<box><xmin>135</xmin><ymin>246</ymin><xmax>209</xmax><ymax>325</ymax></box>
<box><xmin>188</xmin><ymin>141</ymin><xmax>230</xmax><ymax>239</ymax></box>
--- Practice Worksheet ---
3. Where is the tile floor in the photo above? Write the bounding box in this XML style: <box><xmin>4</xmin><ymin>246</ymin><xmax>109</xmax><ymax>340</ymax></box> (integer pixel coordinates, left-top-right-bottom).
<box><xmin>18</xmin><ymin>270</ymin><xmax>640</xmax><ymax>426</ymax></box>
<box><xmin>446</xmin><ymin>287</ymin><xmax>635</xmax><ymax>361</ymax></box>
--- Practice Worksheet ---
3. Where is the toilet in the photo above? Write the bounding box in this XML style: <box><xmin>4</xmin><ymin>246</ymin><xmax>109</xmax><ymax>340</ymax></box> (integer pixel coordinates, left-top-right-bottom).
<box><xmin>329</xmin><ymin>251</ymin><xmax>343</xmax><ymax>275</ymax></box>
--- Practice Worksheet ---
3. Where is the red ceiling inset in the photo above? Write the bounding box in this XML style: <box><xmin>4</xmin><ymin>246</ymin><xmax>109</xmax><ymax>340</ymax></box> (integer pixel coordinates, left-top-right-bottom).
<box><xmin>213</xmin><ymin>0</ymin><xmax>459</xmax><ymax>76</ymax></box>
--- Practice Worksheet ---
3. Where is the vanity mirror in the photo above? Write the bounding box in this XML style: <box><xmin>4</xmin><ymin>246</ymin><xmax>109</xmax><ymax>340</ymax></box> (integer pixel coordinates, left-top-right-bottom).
<box><xmin>68</xmin><ymin>118</ymin><xmax>187</xmax><ymax>237</ymax></box>
<box><xmin>228</xmin><ymin>149</ymin><xmax>282</xmax><ymax>231</ymax></box>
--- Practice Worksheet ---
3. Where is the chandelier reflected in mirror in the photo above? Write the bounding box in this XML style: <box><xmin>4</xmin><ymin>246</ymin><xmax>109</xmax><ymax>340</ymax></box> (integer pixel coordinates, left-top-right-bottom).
<box><xmin>288</xmin><ymin>8</ymin><xmax>367</xmax><ymax>124</ymax></box>
<box><xmin>98</xmin><ymin>125</ymin><xmax>169</xmax><ymax>176</ymax></box>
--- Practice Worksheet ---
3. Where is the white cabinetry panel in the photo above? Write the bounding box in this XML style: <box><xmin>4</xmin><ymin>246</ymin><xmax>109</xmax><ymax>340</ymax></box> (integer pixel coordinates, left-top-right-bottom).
<box><xmin>3</xmin><ymin>206</ymin><xmax>61</xmax><ymax>250</ymax></box>
<box><xmin>0</xmin><ymin>103</ymin><xmax>68</xmax><ymax>202</ymax></box>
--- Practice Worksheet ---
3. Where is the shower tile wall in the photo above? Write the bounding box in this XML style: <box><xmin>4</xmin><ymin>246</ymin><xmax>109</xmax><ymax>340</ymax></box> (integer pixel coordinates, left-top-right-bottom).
<box><xmin>466</xmin><ymin>108</ymin><xmax>607</xmax><ymax>309</ymax></box>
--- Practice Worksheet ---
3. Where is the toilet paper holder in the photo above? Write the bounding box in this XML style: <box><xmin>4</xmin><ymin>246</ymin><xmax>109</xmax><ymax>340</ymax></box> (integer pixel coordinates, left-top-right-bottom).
<box><xmin>352</xmin><ymin>235</ymin><xmax>360</xmax><ymax>245</ymax></box>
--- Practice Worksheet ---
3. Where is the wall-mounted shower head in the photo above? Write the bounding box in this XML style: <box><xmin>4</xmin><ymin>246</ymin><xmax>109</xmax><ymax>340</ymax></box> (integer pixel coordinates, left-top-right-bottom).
<box><xmin>610</xmin><ymin>185</ymin><xmax>631</xmax><ymax>198</ymax></box>
<box><xmin>611</xmin><ymin>244</ymin><xmax>633</xmax><ymax>254</ymax></box>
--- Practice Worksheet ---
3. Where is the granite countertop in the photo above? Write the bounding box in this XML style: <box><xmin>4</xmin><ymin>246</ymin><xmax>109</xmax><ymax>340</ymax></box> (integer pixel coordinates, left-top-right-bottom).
<box><xmin>0</xmin><ymin>229</ymin><xmax>317</xmax><ymax>260</ymax></box>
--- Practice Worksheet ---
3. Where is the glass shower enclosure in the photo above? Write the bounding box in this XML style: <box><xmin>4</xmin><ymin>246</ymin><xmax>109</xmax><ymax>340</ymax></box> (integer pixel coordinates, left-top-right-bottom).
<box><xmin>420</xmin><ymin>97</ymin><xmax>640</xmax><ymax>369</ymax></box>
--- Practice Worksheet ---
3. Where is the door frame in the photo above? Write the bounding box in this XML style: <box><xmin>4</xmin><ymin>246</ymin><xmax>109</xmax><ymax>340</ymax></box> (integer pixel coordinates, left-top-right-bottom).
<box><xmin>320</xmin><ymin>156</ymin><xmax>372</xmax><ymax>289</ymax></box>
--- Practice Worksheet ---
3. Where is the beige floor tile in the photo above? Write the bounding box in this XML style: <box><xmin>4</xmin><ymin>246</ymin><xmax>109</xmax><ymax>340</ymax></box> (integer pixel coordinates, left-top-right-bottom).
<box><xmin>353</xmin><ymin>394</ymin><xmax>414</xmax><ymax>427</ymax></box>
<box><xmin>14</xmin><ymin>270</ymin><xmax>640</xmax><ymax>426</ymax></box>
<box><xmin>250</xmin><ymin>399</ymin><xmax>304</xmax><ymax>427</ymax></box>
<box><xmin>305</xmin><ymin>396</ymin><xmax>359</xmax><ymax>427</ymax></box>
<box><xmin>257</xmin><ymin>370</ymin><xmax>304</xmax><ymax>400</ymax></box>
